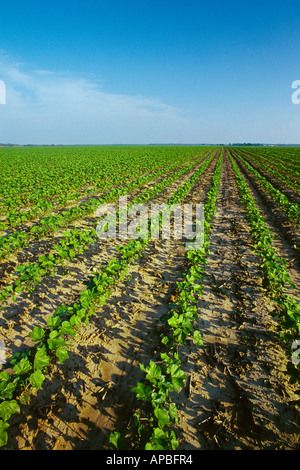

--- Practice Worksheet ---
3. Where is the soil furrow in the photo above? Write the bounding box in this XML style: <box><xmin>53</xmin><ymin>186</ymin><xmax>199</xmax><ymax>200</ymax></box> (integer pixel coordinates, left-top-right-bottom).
<box><xmin>2</xmin><ymin>152</ymin><xmax>219</xmax><ymax>449</ymax></box>
<box><xmin>2</xmin><ymin>148</ymin><xmax>300</xmax><ymax>451</ymax></box>
<box><xmin>237</xmin><ymin>150</ymin><xmax>300</xmax><ymax>201</ymax></box>
<box><xmin>228</xmin><ymin>149</ymin><xmax>300</xmax><ymax>278</ymax></box>
<box><xmin>171</xmin><ymin>150</ymin><xmax>300</xmax><ymax>450</ymax></box>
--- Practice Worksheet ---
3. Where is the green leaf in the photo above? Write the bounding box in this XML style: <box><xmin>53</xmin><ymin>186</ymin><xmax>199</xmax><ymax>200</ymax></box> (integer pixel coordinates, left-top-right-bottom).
<box><xmin>0</xmin><ymin>379</ymin><xmax>18</xmax><ymax>400</ymax></box>
<box><xmin>14</xmin><ymin>286</ymin><xmax>23</xmax><ymax>294</ymax></box>
<box><xmin>131</xmin><ymin>382</ymin><xmax>152</xmax><ymax>401</ymax></box>
<box><xmin>55</xmin><ymin>346</ymin><xmax>69</xmax><ymax>364</ymax></box>
<box><xmin>13</xmin><ymin>357</ymin><xmax>32</xmax><ymax>376</ymax></box>
<box><xmin>170</xmin><ymin>364</ymin><xmax>186</xmax><ymax>390</ymax></box>
<box><xmin>109</xmin><ymin>431</ymin><xmax>121</xmax><ymax>450</ymax></box>
<box><xmin>132</xmin><ymin>412</ymin><xmax>142</xmax><ymax>436</ymax></box>
<box><xmin>0</xmin><ymin>420</ymin><xmax>9</xmax><ymax>447</ymax></box>
<box><xmin>161</xmin><ymin>335</ymin><xmax>170</xmax><ymax>346</ymax></box>
<box><xmin>153</xmin><ymin>427</ymin><xmax>167</xmax><ymax>441</ymax></box>
<box><xmin>28</xmin><ymin>326</ymin><xmax>45</xmax><ymax>342</ymax></box>
<box><xmin>70</xmin><ymin>313</ymin><xmax>82</xmax><ymax>327</ymax></box>
<box><xmin>0</xmin><ymin>371</ymin><xmax>10</xmax><ymax>384</ymax></box>
<box><xmin>19</xmin><ymin>394</ymin><xmax>30</xmax><ymax>405</ymax></box>
<box><xmin>34</xmin><ymin>347</ymin><xmax>50</xmax><ymax>371</ymax></box>
<box><xmin>0</xmin><ymin>400</ymin><xmax>20</xmax><ymax>421</ymax></box>
<box><xmin>145</xmin><ymin>441</ymin><xmax>164</xmax><ymax>450</ymax></box>
<box><xmin>47</xmin><ymin>315</ymin><xmax>61</xmax><ymax>328</ymax></box>
<box><xmin>141</xmin><ymin>361</ymin><xmax>162</xmax><ymax>383</ymax></box>
<box><xmin>154</xmin><ymin>406</ymin><xmax>170</xmax><ymax>429</ymax></box>
<box><xmin>47</xmin><ymin>330</ymin><xmax>65</xmax><ymax>350</ymax></box>
<box><xmin>146</xmin><ymin>426</ymin><xmax>168</xmax><ymax>450</ymax></box>
<box><xmin>193</xmin><ymin>329</ymin><xmax>203</xmax><ymax>346</ymax></box>
<box><xmin>60</xmin><ymin>321</ymin><xmax>75</xmax><ymax>337</ymax></box>
<box><xmin>151</xmin><ymin>389</ymin><xmax>168</xmax><ymax>405</ymax></box>
<box><xmin>169</xmin><ymin>430</ymin><xmax>179</xmax><ymax>450</ymax></box>
<box><xmin>29</xmin><ymin>370</ymin><xmax>45</xmax><ymax>389</ymax></box>
<box><xmin>169</xmin><ymin>402</ymin><xmax>179</xmax><ymax>424</ymax></box>
<box><xmin>167</xmin><ymin>312</ymin><xmax>180</xmax><ymax>328</ymax></box>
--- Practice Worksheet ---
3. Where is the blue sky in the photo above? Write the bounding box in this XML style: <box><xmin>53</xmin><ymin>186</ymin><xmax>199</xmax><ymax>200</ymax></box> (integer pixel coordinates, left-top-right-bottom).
<box><xmin>0</xmin><ymin>0</ymin><xmax>300</xmax><ymax>144</ymax></box>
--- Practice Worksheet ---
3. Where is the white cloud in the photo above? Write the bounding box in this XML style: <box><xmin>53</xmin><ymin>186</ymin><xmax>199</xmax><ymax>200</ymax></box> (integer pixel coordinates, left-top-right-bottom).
<box><xmin>0</xmin><ymin>52</ymin><xmax>202</xmax><ymax>144</ymax></box>
<box><xmin>1</xmin><ymin>52</ymin><xmax>300</xmax><ymax>145</ymax></box>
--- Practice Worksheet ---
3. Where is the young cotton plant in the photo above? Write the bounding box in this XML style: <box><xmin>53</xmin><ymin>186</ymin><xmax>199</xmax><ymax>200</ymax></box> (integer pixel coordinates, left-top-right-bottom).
<box><xmin>111</xmin><ymin>152</ymin><xmax>224</xmax><ymax>450</ymax></box>
<box><xmin>229</xmin><ymin>153</ymin><xmax>300</xmax><ymax>382</ymax></box>
<box><xmin>236</xmin><ymin>153</ymin><xmax>300</xmax><ymax>228</ymax></box>
<box><xmin>0</xmin><ymin>149</ymin><xmax>218</xmax><ymax>449</ymax></box>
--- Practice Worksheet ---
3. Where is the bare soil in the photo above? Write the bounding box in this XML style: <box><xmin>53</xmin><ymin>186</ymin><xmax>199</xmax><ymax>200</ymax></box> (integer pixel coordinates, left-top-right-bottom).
<box><xmin>1</xmin><ymin>149</ymin><xmax>300</xmax><ymax>450</ymax></box>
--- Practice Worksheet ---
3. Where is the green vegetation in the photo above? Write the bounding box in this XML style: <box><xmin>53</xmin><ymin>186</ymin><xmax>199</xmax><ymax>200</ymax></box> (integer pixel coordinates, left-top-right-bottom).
<box><xmin>0</xmin><ymin>145</ymin><xmax>299</xmax><ymax>449</ymax></box>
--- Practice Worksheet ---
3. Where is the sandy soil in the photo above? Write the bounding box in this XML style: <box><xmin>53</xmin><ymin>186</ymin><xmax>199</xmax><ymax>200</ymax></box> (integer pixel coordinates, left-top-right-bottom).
<box><xmin>1</xmin><ymin>149</ymin><xmax>299</xmax><ymax>450</ymax></box>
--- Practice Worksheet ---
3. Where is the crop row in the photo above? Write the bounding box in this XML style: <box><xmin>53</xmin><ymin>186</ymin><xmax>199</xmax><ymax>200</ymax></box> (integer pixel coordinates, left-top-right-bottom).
<box><xmin>236</xmin><ymin>149</ymin><xmax>300</xmax><ymax>196</ymax></box>
<box><xmin>0</xmin><ymin>150</ymin><xmax>208</xmax><ymax>262</ymax></box>
<box><xmin>0</xmin><ymin>146</ymin><xmax>207</xmax><ymax>215</ymax></box>
<box><xmin>0</xmin><ymin>152</ymin><xmax>214</xmax><ymax>306</ymax></box>
<box><xmin>230</xmin><ymin>150</ymin><xmax>300</xmax><ymax>227</ymax></box>
<box><xmin>0</xmin><ymin>149</ymin><xmax>201</xmax><ymax>231</ymax></box>
<box><xmin>245</xmin><ymin>147</ymin><xmax>300</xmax><ymax>178</ymax></box>
<box><xmin>0</xmin><ymin>150</ymin><xmax>218</xmax><ymax>447</ymax></box>
<box><xmin>229</xmin><ymin>154</ymin><xmax>300</xmax><ymax>382</ymax></box>
<box><xmin>0</xmin><ymin>147</ymin><xmax>131</xmax><ymax>213</ymax></box>
<box><xmin>109</xmin><ymin>150</ymin><xmax>223</xmax><ymax>450</ymax></box>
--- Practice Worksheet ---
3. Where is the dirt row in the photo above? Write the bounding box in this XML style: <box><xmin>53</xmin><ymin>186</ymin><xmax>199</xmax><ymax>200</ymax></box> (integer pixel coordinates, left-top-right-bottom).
<box><xmin>235</xmin><ymin>149</ymin><xmax>300</xmax><ymax>206</ymax></box>
<box><xmin>0</xmin><ymin>154</ymin><xmax>193</xmax><ymax>228</ymax></box>
<box><xmin>0</xmin><ymin>151</ymin><xmax>215</xmax><ymax>360</ymax></box>
<box><xmin>2</xmin><ymin>148</ymin><xmax>300</xmax><ymax>450</ymax></box>
<box><xmin>171</xmin><ymin>149</ymin><xmax>300</xmax><ymax>449</ymax></box>
<box><xmin>229</xmin><ymin>149</ymin><xmax>300</xmax><ymax>284</ymax></box>
<box><xmin>0</xmin><ymin>152</ymin><xmax>204</xmax><ymax>281</ymax></box>
<box><xmin>1</xmin><ymin>150</ymin><xmax>220</xmax><ymax>449</ymax></box>
<box><xmin>243</xmin><ymin>151</ymin><xmax>300</xmax><ymax>184</ymax></box>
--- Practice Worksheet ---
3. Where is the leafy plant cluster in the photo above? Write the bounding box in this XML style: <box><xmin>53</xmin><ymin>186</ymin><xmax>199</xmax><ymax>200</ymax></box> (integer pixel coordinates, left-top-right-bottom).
<box><xmin>0</xmin><ymin>148</ymin><xmax>129</xmax><ymax>228</ymax></box>
<box><xmin>229</xmin><ymin>154</ymin><xmax>300</xmax><ymax>382</ymax></box>
<box><xmin>0</xmin><ymin>146</ymin><xmax>182</xmax><ymax>215</ymax></box>
<box><xmin>109</xmin><ymin>151</ymin><xmax>223</xmax><ymax>450</ymax></box>
<box><xmin>0</xmin><ymin>228</ymin><xmax>97</xmax><ymax>303</ymax></box>
<box><xmin>0</xmin><ymin>149</ymin><xmax>216</xmax><ymax>448</ymax></box>
<box><xmin>237</xmin><ymin>148</ymin><xmax>300</xmax><ymax>196</ymax></box>
<box><xmin>131</xmin><ymin>150</ymin><xmax>215</xmax><ymax>207</ymax></box>
<box><xmin>247</xmin><ymin>147</ymin><xmax>300</xmax><ymax>181</ymax></box>
<box><xmin>231</xmin><ymin>150</ymin><xmax>300</xmax><ymax>227</ymax></box>
<box><xmin>0</xmin><ymin>238</ymin><xmax>149</xmax><ymax>446</ymax></box>
<box><xmin>0</xmin><ymin>151</ymin><xmax>194</xmax><ymax>233</ymax></box>
<box><xmin>0</xmin><ymin>150</ymin><xmax>204</xmax><ymax>261</ymax></box>
<box><xmin>1</xmin><ymin>151</ymin><xmax>215</xmax><ymax>306</ymax></box>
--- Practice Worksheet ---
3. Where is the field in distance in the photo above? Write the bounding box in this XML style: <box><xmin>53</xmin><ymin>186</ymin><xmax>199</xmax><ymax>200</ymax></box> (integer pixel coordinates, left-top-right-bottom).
<box><xmin>0</xmin><ymin>144</ymin><xmax>299</xmax><ymax>450</ymax></box>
